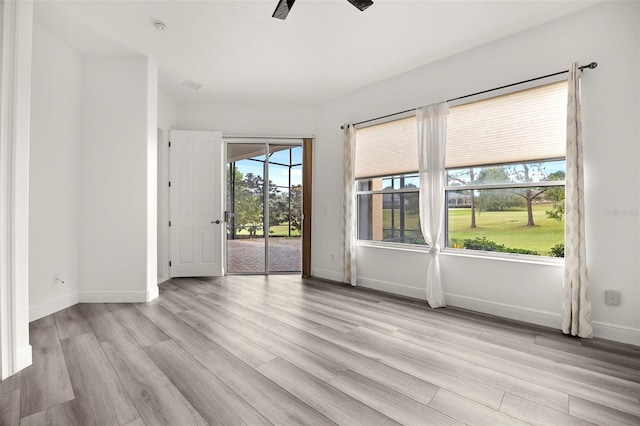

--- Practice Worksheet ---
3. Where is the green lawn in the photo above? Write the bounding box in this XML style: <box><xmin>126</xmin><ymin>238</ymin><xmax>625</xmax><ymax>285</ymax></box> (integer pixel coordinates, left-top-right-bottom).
<box><xmin>232</xmin><ymin>223</ymin><xmax>300</xmax><ymax>237</ymax></box>
<box><xmin>382</xmin><ymin>203</ymin><xmax>564</xmax><ymax>255</ymax></box>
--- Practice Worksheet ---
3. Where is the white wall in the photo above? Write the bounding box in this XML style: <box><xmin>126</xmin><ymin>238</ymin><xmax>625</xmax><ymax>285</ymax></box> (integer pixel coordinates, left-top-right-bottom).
<box><xmin>159</xmin><ymin>90</ymin><xmax>178</xmax><ymax>130</ymax></box>
<box><xmin>145</xmin><ymin>59</ymin><xmax>159</xmax><ymax>300</ymax></box>
<box><xmin>80</xmin><ymin>56</ymin><xmax>158</xmax><ymax>302</ymax></box>
<box><xmin>0</xmin><ymin>0</ymin><xmax>34</xmax><ymax>379</ymax></box>
<box><xmin>29</xmin><ymin>22</ymin><xmax>82</xmax><ymax>320</ymax></box>
<box><xmin>177</xmin><ymin>101</ymin><xmax>314</xmax><ymax>136</ymax></box>
<box><xmin>313</xmin><ymin>1</ymin><xmax>640</xmax><ymax>345</ymax></box>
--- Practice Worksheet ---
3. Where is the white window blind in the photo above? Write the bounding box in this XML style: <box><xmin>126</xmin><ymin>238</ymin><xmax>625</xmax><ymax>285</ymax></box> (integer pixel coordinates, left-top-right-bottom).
<box><xmin>354</xmin><ymin>80</ymin><xmax>567</xmax><ymax>178</ymax></box>
<box><xmin>446</xmin><ymin>81</ymin><xmax>568</xmax><ymax>169</ymax></box>
<box><xmin>355</xmin><ymin>116</ymin><xmax>417</xmax><ymax>179</ymax></box>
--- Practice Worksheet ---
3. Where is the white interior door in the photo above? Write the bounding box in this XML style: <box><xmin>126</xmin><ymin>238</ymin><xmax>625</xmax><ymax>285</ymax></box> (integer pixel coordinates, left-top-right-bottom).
<box><xmin>169</xmin><ymin>130</ymin><xmax>224</xmax><ymax>277</ymax></box>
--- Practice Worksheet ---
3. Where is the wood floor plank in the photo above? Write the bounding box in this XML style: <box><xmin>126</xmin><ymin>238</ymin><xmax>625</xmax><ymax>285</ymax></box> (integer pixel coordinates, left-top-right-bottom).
<box><xmin>177</xmin><ymin>309</ymin><xmax>277</xmax><ymax>367</ymax></box>
<box><xmin>108</xmin><ymin>304</ymin><xmax>170</xmax><ymax>347</ymax></box>
<box><xmin>146</xmin><ymin>339</ymin><xmax>271</xmax><ymax>425</ymax></box>
<box><xmin>257</xmin><ymin>357</ymin><xmax>399</xmax><ymax>426</ymax></box>
<box><xmin>29</xmin><ymin>314</ymin><xmax>56</xmax><ymax>330</ymax></box>
<box><xmin>15</xmin><ymin>276</ymin><xmax>640</xmax><ymax>426</ymax></box>
<box><xmin>500</xmin><ymin>393</ymin><xmax>593</xmax><ymax>426</ymax></box>
<box><xmin>481</xmin><ymin>330</ymin><xmax>640</xmax><ymax>382</ymax></box>
<box><xmin>429</xmin><ymin>389</ymin><xmax>527</xmax><ymax>425</ymax></box>
<box><xmin>270</xmin><ymin>323</ymin><xmax>440</xmax><ymax>406</ymax></box>
<box><xmin>196</xmin><ymin>345</ymin><xmax>335</xmax><ymax>426</ymax></box>
<box><xmin>328</xmin><ymin>369</ymin><xmax>461</xmax><ymax>425</ymax></box>
<box><xmin>277</xmin><ymin>292</ymin><xmax>400</xmax><ymax>335</ymax></box>
<box><xmin>535</xmin><ymin>334</ymin><xmax>640</xmax><ymax>370</ymax></box>
<box><xmin>19</xmin><ymin>401</ymin><xmax>89</xmax><ymax>426</ymax></box>
<box><xmin>78</xmin><ymin>303</ymin><xmax>130</xmax><ymax>343</ymax></box>
<box><xmin>20</xmin><ymin>326</ymin><xmax>74</xmax><ymax>417</ymax></box>
<box><xmin>352</xmin><ymin>325</ymin><xmax>556</xmax><ymax>411</ymax></box>
<box><xmin>122</xmin><ymin>418</ymin><xmax>146</xmax><ymax>426</ymax></box>
<box><xmin>389</xmin><ymin>328</ymin><xmax>570</xmax><ymax>412</ymax></box>
<box><xmin>153</xmin><ymin>287</ymin><xmax>195</xmax><ymax>313</ymax></box>
<box><xmin>100</xmin><ymin>335</ymin><xmax>207</xmax><ymax>426</ymax></box>
<box><xmin>0</xmin><ymin>389</ymin><xmax>20</xmax><ymax>426</ymax></box>
<box><xmin>135</xmin><ymin>303</ymin><xmax>217</xmax><ymax>355</ymax></box>
<box><xmin>186</xmin><ymin>297</ymin><xmax>348</xmax><ymax>381</ymax></box>
<box><xmin>198</xmin><ymin>292</ymin><xmax>285</xmax><ymax>330</ymax></box>
<box><xmin>435</xmin><ymin>333</ymin><xmax>640</xmax><ymax>406</ymax></box>
<box><xmin>569</xmin><ymin>395</ymin><xmax>640</xmax><ymax>426</ymax></box>
<box><xmin>169</xmin><ymin>278</ymin><xmax>213</xmax><ymax>295</ymax></box>
<box><xmin>307</xmin><ymin>322</ymin><xmax>505</xmax><ymax>409</ymax></box>
<box><xmin>581</xmin><ymin>336</ymin><xmax>640</xmax><ymax>358</ymax></box>
<box><xmin>0</xmin><ymin>373</ymin><xmax>20</xmax><ymax>394</ymax></box>
<box><xmin>60</xmin><ymin>332</ymin><xmax>139</xmax><ymax>426</ymax></box>
<box><xmin>198</xmin><ymin>278</ymin><xmax>358</xmax><ymax>332</ymax></box>
<box><xmin>53</xmin><ymin>305</ymin><xmax>92</xmax><ymax>340</ymax></box>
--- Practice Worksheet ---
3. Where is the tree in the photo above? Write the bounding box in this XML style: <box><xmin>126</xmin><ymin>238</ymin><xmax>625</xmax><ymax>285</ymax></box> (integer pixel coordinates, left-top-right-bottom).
<box><xmin>545</xmin><ymin>171</ymin><xmax>565</xmax><ymax>222</ymax></box>
<box><xmin>266</xmin><ymin>184</ymin><xmax>302</xmax><ymax>236</ymax></box>
<box><xmin>232</xmin><ymin>171</ymin><xmax>280</xmax><ymax>237</ymax></box>
<box><xmin>476</xmin><ymin>189</ymin><xmax>524</xmax><ymax>212</ymax></box>
<box><xmin>447</xmin><ymin>168</ymin><xmax>478</xmax><ymax>228</ymax></box>
<box><xmin>289</xmin><ymin>184</ymin><xmax>302</xmax><ymax>231</ymax></box>
<box><xmin>475</xmin><ymin>167</ymin><xmax>524</xmax><ymax>213</ymax></box>
<box><xmin>508</xmin><ymin>163</ymin><xmax>548</xmax><ymax>227</ymax></box>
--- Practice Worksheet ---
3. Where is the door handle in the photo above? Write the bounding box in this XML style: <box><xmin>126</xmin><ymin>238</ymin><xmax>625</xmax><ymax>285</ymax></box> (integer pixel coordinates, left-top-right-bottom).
<box><xmin>212</xmin><ymin>220</ymin><xmax>221</xmax><ymax>224</ymax></box>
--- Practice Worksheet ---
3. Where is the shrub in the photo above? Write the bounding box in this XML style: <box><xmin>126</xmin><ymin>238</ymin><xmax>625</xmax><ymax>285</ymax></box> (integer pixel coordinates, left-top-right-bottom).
<box><xmin>549</xmin><ymin>243</ymin><xmax>565</xmax><ymax>258</ymax></box>
<box><xmin>462</xmin><ymin>236</ymin><xmax>538</xmax><ymax>256</ymax></box>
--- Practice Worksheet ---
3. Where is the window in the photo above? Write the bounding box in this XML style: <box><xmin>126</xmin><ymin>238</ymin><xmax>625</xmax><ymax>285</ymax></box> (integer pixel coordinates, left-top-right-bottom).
<box><xmin>354</xmin><ymin>81</ymin><xmax>567</xmax><ymax>256</ymax></box>
<box><xmin>355</xmin><ymin>116</ymin><xmax>425</xmax><ymax>245</ymax></box>
<box><xmin>445</xmin><ymin>81</ymin><xmax>568</xmax><ymax>257</ymax></box>
<box><xmin>356</xmin><ymin>174</ymin><xmax>423</xmax><ymax>244</ymax></box>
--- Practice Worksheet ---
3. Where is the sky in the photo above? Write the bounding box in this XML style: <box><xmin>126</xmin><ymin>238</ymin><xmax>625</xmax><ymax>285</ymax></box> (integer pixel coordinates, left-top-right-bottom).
<box><xmin>231</xmin><ymin>146</ymin><xmax>302</xmax><ymax>189</ymax></box>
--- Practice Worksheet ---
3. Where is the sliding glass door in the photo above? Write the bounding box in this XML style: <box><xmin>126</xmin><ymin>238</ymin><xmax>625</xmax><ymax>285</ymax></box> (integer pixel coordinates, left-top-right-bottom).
<box><xmin>226</xmin><ymin>141</ymin><xmax>302</xmax><ymax>274</ymax></box>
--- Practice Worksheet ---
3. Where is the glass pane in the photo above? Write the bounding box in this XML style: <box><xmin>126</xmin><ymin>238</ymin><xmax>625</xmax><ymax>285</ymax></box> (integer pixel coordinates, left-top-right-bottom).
<box><xmin>357</xmin><ymin>192</ymin><xmax>424</xmax><ymax>245</ymax></box>
<box><xmin>446</xmin><ymin>186</ymin><xmax>565</xmax><ymax>257</ymax></box>
<box><xmin>357</xmin><ymin>174</ymin><xmax>420</xmax><ymax>192</ymax></box>
<box><xmin>447</xmin><ymin>159</ymin><xmax>566</xmax><ymax>187</ymax></box>
<box><xmin>268</xmin><ymin>145</ymin><xmax>301</xmax><ymax>272</ymax></box>
<box><xmin>226</xmin><ymin>144</ymin><xmax>266</xmax><ymax>273</ymax></box>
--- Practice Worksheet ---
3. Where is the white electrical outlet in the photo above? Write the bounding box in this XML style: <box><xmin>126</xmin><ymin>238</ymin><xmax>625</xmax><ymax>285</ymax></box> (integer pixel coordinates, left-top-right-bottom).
<box><xmin>605</xmin><ymin>290</ymin><xmax>620</xmax><ymax>306</ymax></box>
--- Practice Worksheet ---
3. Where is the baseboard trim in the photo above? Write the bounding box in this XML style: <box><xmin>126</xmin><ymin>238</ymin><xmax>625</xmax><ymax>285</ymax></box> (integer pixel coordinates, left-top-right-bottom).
<box><xmin>592</xmin><ymin>321</ymin><xmax>640</xmax><ymax>346</ymax></box>
<box><xmin>311</xmin><ymin>267</ymin><xmax>342</xmax><ymax>283</ymax></box>
<box><xmin>146</xmin><ymin>285</ymin><xmax>159</xmax><ymax>302</ymax></box>
<box><xmin>444</xmin><ymin>292</ymin><xmax>640</xmax><ymax>346</ymax></box>
<box><xmin>357</xmin><ymin>276</ymin><xmax>427</xmax><ymax>300</ymax></box>
<box><xmin>29</xmin><ymin>292</ymin><xmax>80</xmax><ymax>322</ymax></box>
<box><xmin>16</xmin><ymin>344</ymin><xmax>32</xmax><ymax>374</ymax></box>
<box><xmin>444</xmin><ymin>293</ymin><xmax>563</xmax><ymax>330</ymax></box>
<box><xmin>79</xmin><ymin>291</ymin><xmax>149</xmax><ymax>303</ymax></box>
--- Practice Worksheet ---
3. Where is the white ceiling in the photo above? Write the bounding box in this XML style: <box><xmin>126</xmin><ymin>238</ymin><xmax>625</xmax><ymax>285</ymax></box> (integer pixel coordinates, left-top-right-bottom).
<box><xmin>33</xmin><ymin>0</ymin><xmax>598</xmax><ymax>106</ymax></box>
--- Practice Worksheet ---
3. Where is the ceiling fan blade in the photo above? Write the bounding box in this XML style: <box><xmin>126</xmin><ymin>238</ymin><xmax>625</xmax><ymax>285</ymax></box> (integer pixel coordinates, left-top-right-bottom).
<box><xmin>272</xmin><ymin>0</ymin><xmax>296</xmax><ymax>20</ymax></box>
<box><xmin>347</xmin><ymin>0</ymin><xmax>373</xmax><ymax>12</ymax></box>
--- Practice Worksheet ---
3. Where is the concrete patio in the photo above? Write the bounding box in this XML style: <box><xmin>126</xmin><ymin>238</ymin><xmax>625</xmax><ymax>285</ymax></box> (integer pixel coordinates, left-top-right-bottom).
<box><xmin>227</xmin><ymin>237</ymin><xmax>301</xmax><ymax>273</ymax></box>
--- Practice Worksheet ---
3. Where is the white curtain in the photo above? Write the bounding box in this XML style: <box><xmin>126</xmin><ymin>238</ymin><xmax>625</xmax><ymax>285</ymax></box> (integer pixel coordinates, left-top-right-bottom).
<box><xmin>417</xmin><ymin>103</ymin><xmax>449</xmax><ymax>308</ymax></box>
<box><xmin>342</xmin><ymin>124</ymin><xmax>357</xmax><ymax>286</ymax></box>
<box><xmin>562</xmin><ymin>63</ymin><xmax>593</xmax><ymax>338</ymax></box>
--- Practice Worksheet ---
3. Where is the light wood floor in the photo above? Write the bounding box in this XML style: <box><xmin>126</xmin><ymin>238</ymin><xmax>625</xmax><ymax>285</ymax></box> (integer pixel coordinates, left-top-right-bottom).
<box><xmin>2</xmin><ymin>275</ymin><xmax>640</xmax><ymax>425</ymax></box>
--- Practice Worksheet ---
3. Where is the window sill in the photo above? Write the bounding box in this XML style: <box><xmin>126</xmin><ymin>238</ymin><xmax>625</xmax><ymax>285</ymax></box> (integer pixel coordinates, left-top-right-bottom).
<box><xmin>440</xmin><ymin>248</ymin><xmax>564</xmax><ymax>266</ymax></box>
<box><xmin>355</xmin><ymin>241</ymin><xmax>564</xmax><ymax>266</ymax></box>
<box><xmin>356</xmin><ymin>240</ymin><xmax>430</xmax><ymax>254</ymax></box>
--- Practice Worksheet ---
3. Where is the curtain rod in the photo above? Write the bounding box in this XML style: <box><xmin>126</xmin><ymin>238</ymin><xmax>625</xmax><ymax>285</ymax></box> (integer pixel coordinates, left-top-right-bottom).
<box><xmin>341</xmin><ymin>62</ymin><xmax>598</xmax><ymax>130</ymax></box>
